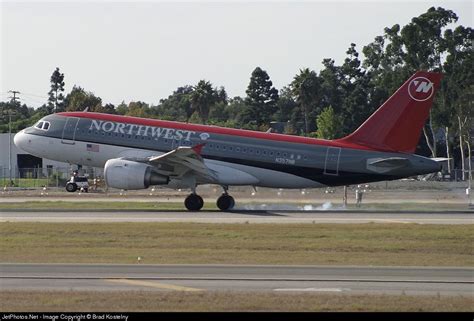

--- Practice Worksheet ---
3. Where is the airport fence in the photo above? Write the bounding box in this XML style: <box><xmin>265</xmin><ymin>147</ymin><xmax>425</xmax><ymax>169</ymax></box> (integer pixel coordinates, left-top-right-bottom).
<box><xmin>0</xmin><ymin>166</ymin><xmax>103</xmax><ymax>189</ymax></box>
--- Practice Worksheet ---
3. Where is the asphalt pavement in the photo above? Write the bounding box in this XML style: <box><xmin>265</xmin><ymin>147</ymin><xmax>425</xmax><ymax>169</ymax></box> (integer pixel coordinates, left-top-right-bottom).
<box><xmin>0</xmin><ymin>210</ymin><xmax>472</xmax><ymax>224</ymax></box>
<box><xmin>1</xmin><ymin>263</ymin><xmax>472</xmax><ymax>296</ymax></box>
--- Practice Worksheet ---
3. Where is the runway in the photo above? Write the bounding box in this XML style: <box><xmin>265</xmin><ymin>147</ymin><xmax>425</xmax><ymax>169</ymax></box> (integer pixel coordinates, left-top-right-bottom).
<box><xmin>1</xmin><ymin>263</ymin><xmax>472</xmax><ymax>296</ymax></box>
<box><xmin>0</xmin><ymin>210</ymin><xmax>472</xmax><ymax>224</ymax></box>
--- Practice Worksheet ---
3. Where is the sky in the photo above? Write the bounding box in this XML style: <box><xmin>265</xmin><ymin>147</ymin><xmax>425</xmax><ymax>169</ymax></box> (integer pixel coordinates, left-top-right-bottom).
<box><xmin>1</xmin><ymin>0</ymin><xmax>472</xmax><ymax>107</ymax></box>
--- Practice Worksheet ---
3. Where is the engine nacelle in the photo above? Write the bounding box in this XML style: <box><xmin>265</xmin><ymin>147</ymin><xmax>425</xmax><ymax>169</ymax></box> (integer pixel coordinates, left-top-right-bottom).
<box><xmin>104</xmin><ymin>158</ymin><xmax>169</xmax><ymax>190</ymax></box>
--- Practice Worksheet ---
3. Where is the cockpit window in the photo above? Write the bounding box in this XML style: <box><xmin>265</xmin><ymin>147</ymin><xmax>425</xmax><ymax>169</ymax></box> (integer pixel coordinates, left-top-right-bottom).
<box><xmin>35</xmin><ymin>121</ymin><xmax>51</xmax><ymax>131</ymax></box>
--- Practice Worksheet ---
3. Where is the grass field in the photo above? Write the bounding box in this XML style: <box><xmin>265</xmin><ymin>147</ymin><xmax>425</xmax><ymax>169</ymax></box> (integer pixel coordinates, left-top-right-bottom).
<box><xmin>1</xmin><ymin>178</ymin><xmax>52</xmax><ymax>188</ymax></box>
<box><xmin>1</xmin><ymin>222</ymin><xmax>472</xmax><ymax>266</ymax></box>
<box><xmin>1</xmin><ymin>291</ymin><xmax>472</xmax><ymax>312</ymax></box>
<box><xmin>0</xmin><ymin>200</ymin><xmax>469</xmax><ymax>211</ymax></box>
<box><xmin>0</xmin><ymin>201</ymin><xmax>215</xmax><ymax>210</ymax></box>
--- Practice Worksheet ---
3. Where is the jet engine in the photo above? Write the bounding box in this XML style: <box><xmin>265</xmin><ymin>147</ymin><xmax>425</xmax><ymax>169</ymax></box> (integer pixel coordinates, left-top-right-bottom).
<box><xmin>104</xmin><ymin>158</ymin><xmax>169</xmax><ymax>190</ymax></box>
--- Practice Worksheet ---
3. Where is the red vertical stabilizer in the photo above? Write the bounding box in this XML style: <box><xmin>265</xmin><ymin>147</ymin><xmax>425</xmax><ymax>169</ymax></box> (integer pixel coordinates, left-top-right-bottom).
<box><xmin>337</xmin><ymin>71</ymin><xmax>443</xmax><ymax>153</ymax></box>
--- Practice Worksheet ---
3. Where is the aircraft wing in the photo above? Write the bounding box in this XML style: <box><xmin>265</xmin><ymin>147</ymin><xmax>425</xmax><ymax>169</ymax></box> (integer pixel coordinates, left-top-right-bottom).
<box><xmin>146</xmin><ymin>144</ymin><xmax>217</xmax><ymax>182</ymax></box>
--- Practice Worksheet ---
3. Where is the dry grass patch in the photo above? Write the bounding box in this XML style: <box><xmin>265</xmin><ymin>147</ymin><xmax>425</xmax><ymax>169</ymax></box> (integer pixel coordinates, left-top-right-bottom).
<box><xmin>0</xmin><ymin>222</ymin><xmax>472</xmax><ymax>266</ymax></box>
<box><xmin>0</xmin><ymin>291</ymin><xmax>472</xmax><ymax>312</ymax></box>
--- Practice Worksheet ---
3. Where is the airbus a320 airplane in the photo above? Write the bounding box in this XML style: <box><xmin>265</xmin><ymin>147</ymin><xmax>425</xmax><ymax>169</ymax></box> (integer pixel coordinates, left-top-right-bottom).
<box><xmin>15</xmin><ymin>71</ymin><xmax>442</xmax><ymax>211</ymax></box>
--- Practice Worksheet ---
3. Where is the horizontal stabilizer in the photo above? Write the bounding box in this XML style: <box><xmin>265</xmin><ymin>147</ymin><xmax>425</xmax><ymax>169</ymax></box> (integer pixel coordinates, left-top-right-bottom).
<box><xmin>367</xmin><ymin>157</ymin><xmax>410</xmax><ymax>174</ymax></box>
<box><xmin>430</xmin><ymin>157</ymin><xmax>452</xmax><ymax>162</ymax></box>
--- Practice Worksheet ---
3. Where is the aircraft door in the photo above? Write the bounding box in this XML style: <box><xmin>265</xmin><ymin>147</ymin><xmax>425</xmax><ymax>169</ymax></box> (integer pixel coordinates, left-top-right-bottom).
<box><xmin>61</xmin><ymin>117</ymin><xmax>80</xmax><ymax>144</ymax></box>
<box><xmin>324</xmin><ymin>147</ymin><xmax>341</xmax><ymax>175</ymax></box>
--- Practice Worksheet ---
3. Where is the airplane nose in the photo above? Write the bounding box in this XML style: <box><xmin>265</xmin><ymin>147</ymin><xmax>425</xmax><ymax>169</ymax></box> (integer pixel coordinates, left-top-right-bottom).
<box><xmin>13</xmin><ymin>131</ymin><xmax>27</xmax><ymax>151</ymax></box>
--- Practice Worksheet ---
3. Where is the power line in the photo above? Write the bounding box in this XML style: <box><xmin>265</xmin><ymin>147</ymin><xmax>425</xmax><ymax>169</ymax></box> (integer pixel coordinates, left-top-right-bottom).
<box><xmin>21</xmin><ymin>92</ymin><xmax>49</xmax><ymax>99</ymax></box>
<box><xmin>19</xmin><ymin>97</ymin><xmax>44</xmax><ymax>105</ymax></box>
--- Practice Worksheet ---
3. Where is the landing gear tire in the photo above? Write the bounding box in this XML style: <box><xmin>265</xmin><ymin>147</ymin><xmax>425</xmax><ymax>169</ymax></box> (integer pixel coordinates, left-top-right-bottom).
<box><xmin>185</xmin><ymin>194</ymin><xmax>204</xmax><ymax>211</ymax></box>
<box><xmin>66</xmin><ymin>182</ymin><xmax>77</xmax><ymax>193</ymax></box>
<box><xmin>217</xmin><ymin>194</ymin><xmax>235</xmax><ymax>211</ymax></box>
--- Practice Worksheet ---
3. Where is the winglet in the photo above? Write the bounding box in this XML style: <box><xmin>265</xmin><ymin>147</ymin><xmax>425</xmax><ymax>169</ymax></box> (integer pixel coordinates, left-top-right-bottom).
<box><xmin>192</xmin><ymin>143</ymin><xmax>206</xmax><ymax>155</ymax></box>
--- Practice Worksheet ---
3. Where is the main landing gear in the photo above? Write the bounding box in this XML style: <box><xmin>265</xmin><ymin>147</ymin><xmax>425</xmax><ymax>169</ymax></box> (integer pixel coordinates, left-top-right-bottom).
<box><xmin>184</xmin><ymin>193</ymin><xmax>204</xmax><ymax>211</ymax></box>
<box><xmin>216</xmin><ymin>193</ymin><xmax>235</xmax><ymax>211</ymax></box>
<box><xmin>183</xmin><ymin>187</ymin><xmax>235</xmax><ymax>211</ymax></box>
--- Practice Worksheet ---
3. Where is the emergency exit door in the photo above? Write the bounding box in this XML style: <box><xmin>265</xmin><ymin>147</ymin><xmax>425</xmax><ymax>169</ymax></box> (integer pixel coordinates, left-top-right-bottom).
<box><xmin>61</xmin><ymin>117</ymin><xmax>80</xmax><ymax>144</ymax></box>
<box><xmin>324</xmin><ymin>147</ymin><xmax>341</xmax><ymax>175</ymax></box>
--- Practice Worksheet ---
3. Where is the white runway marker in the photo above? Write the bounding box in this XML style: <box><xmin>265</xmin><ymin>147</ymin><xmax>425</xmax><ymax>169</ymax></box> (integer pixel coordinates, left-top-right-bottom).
<box><xmin>274</xmin><ymin>288</ymin><xmax>349</xmax><ymax>292</ymax></box>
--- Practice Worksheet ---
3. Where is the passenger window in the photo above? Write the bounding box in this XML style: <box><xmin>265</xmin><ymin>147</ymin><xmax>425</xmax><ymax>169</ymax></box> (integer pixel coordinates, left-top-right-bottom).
<box><xmin>43</xmin><ymin>122</ymin><xmax>50</xmax><ymax>130</ymax></box>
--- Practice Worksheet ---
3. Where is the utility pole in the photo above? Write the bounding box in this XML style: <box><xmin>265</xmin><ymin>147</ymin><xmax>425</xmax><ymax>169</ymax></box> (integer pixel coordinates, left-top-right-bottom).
<box><xmin>6</xmin><ymin>90</ymin><xmax>20</xmax><ymax>186</ymax></box>
<box><xmin>8</xmin><ymin>90</ymin><xmax>20</xmax><ymax>104</ymax></box>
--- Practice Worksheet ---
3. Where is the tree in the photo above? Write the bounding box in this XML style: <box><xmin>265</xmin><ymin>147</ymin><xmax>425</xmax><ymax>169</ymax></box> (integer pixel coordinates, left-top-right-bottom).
<box><xmin>274</xmin><ymin>86</ymin><xmax>297</xmax><ymax>123</ymax></box>
<box><xmin>362</xmin><ymin>7</ymin><xmax>462</xmax><ymax>157</ymax></box>
<box><xmin>243</xmin><ymin>67</ymin><xmax>279</xmax><ymax>127</ymax></box>
<box><xmin>315</xmin><ymin>106</ymin><xmax>343</xmax><ymax>139</ymax></box>
<box><xmin>339</xmin><ymin>44</ymin><xmax>373</xmax><ymax>134</ymax></box>
<box><xmin>64</xmin><ymin>86</ymin><xmax>102</xmax><ymax>112</ymax></box>
<box><xmin>189</xmin><ymin>80</ymin><xmax>218</xmax><ymax>124</ymax></box>
<box><xmin>290</xmin><ymin>68</ymin><xmax>321</xmax><ymax>135</ymax></box>
<box><xmin>127</xmin><ymin>101</ymin><xmax>151</xmax><ymax>118</ymax></box>
<box><xmin>319</xmin><ymin>59</ymin><xmax>343</xmax><ymax>116</ymax></box>
<box><xmin>155</xmin><ymin>86</ymin><xmax>194</xmax><ymax>122</ymax></box>
<box><xmin>48</xmin><ymin>67</ymin><xmax>65</xmax><ymax>113</ymax></box>
<box><xmin>94</xmin><ymin>103</ymin><xmax>116</xmax><ymax>114</ymax></box>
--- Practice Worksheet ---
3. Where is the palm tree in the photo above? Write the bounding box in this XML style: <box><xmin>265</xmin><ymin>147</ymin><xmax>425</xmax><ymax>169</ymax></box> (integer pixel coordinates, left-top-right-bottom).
<box><xmin>290</xmin><ymin>68</ymin><xmax>320</xmax><ymax>135</ymax></box>
<box><xmin>190</xmin><ymin>80</ymin><xmax>217</xmax><ymax>124</ymax></box>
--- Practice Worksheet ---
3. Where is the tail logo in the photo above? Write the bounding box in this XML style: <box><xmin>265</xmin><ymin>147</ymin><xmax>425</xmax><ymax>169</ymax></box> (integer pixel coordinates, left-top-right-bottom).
<box><xmin>408</xmin><ymin>77</ymin><xmax>434</xmax><ymax>102</ymax></box>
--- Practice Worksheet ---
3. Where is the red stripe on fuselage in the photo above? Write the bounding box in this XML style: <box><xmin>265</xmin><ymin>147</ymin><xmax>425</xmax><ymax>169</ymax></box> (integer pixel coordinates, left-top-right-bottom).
<box><xmin>57</xmin><ymin>112</ymin><xmax>376</xmax><ymax>151</ymax></box>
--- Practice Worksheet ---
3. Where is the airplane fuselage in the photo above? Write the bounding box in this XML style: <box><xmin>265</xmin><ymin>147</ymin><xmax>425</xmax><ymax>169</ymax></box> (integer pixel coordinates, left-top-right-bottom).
<box><xmin>14</xmin><ymin>112</ymin><xmax>440</xmax><ymax>189</ymax></box>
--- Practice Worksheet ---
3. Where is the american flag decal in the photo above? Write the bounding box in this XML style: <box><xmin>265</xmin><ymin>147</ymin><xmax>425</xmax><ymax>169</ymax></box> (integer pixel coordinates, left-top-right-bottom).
<box><xmin>86</xmin><ymin>143</ymin><xmax>99</xmax><ymax>152</ymax></box>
